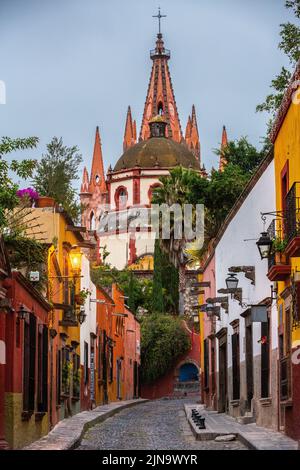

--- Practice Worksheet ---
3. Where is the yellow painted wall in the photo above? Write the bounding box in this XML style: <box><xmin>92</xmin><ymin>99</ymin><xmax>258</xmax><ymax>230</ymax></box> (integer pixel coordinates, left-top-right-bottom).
<box><xmin>4</xmin><ymin>393</ymin><xmax>48</xmax><ymax>449</ymax></box>
<box><xmin>274</xmin><ymin>86</ymin><xmax>300</xmax><ymax>346</ymax></box>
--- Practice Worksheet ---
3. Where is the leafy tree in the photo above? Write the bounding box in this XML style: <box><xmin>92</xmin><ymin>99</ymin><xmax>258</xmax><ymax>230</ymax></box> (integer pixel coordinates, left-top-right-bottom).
<box><xmin>32</xmin><ymin>137</ymin><xmax>82</xmax><ymax>222</ymax></box>
<box><xmin>0</xmin><ymin>136</ymin><xmax>38</xmax><ymax>227</ymax></box>
<box><xmin>206</xmin><ymin>164</ymin><xmax>249</xmax><ymax>236</ymax></box>
<box><xmin>140</xmin><ymin>313</ymin><xmax>191</xmax><ymax>384</ymax></box>
<box><xmin>152</xmin><ymin>239</ymin><xmax>164</xmax><ymax>313</ymax></box>
<box><xmin>256</xmin><ymin>0</ymin><xmax>300</xmax><ymax>118</ymax></box>
<box><xmin>214</xmin><ymin>137</ymin><xmax>266</xmax><ymax>176</ymax></box>
<box><xmin>91</xmin><ymin>264</ymin><xmax>153</xmax><ymax>313</ymax></box>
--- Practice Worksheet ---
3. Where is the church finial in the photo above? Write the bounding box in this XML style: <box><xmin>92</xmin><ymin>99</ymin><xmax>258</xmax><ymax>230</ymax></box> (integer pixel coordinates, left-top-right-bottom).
<box><xmin>152</xmin><ymin>7</ymin><xmax>166</xmax><ymax>35</ymax></box>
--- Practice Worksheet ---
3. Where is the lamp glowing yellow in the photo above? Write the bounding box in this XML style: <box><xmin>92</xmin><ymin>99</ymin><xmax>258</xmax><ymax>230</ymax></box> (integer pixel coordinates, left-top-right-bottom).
<box><xmin>69</xmin><ymin>251</ymin><xmax>82</xmax><ymax>272</ymax></box>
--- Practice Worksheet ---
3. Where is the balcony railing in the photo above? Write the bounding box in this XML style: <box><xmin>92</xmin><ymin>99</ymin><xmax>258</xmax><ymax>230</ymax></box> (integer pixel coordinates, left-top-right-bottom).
<box><xmin>150</xmin><ymin>48</ymin><xmax>170</xmax><ymax>59</ymax></box>
<box><xmin>285</xmin><ymin>182</ymin><xmax>300</xmax><ymax>243</ymax></box>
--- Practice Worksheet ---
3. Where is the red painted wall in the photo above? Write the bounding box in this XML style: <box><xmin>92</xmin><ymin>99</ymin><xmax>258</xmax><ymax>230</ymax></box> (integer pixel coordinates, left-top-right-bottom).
<box><xmin>141</xmin><ymin>322</ymin><xmax>200</xmax><ymax>399</ymax></box>
<box><xmin>124</xmin><ymin>308</ymin><xmax>141</xmax><ymax>399</ymax></box>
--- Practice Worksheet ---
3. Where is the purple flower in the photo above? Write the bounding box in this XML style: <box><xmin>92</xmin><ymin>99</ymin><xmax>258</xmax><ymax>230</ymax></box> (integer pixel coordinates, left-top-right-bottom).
<box><xmin>16</xmin><ymin>187</ymin><xmax>39</xmax><ymax>201</ymax></box>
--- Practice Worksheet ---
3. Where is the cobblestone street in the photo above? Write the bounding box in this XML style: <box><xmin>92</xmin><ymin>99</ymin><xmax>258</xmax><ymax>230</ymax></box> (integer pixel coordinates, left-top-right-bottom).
<box><xmin>77</xmin><ymin>399</ymin><xmax>247</xmax><ymax>450</ymax></box>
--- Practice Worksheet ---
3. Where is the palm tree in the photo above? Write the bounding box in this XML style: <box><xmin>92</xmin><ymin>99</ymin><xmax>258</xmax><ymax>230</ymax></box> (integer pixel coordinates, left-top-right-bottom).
<box><xmin>152</xmin><ymin>166</ymin><xmax>206</xmax><ymax>314</ymax></box>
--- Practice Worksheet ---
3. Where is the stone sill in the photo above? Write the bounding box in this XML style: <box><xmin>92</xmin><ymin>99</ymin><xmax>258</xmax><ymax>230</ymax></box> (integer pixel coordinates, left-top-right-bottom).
<box><xmin>259</xmin><ymin>397</ymin><xmax>272</xmax><ymax>407</ymax></box>
<box><xmin>21</xmin><ymin>411</ymin><xmax>33</xmax><ymax>421</ymax></box>
<box><xmin>280</xmin><ymin>399</ymin><xmax>293</xmax><ymax>408</ymax></box>
<box><xmin>230</xmin><ymin>400</ymin><xmax>240</xmax><ymax>407</ymax></box>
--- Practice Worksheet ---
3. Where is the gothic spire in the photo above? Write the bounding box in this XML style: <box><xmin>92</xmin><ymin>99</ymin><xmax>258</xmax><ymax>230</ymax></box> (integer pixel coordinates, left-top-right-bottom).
<box><xmin>80</xmin><ymin>166</ymin><xmax>90</xmax><ymax>194</ymax></box>
<box><xmin>139</xmin><ymin>19</ymin><xmax>183</xmax><ymax>142</ymax></box>
<box><xmin>88</xmin><ymin>126</ymin><xmax>107</xmax><ymax>193</ymax></box>
<box><xmin>185</xmin><ymin>105</ymin><xmax>201</xmax><ymax>163</ymax></box>
<box><xmin>219</xmin><ymin>125</ymin><xmax>228</xmax><ymax>172</ymax></box>
<box><xmin>123</xmin><ymin>106</ymin><xmax>136</xmax><ymax>151</ymax></box>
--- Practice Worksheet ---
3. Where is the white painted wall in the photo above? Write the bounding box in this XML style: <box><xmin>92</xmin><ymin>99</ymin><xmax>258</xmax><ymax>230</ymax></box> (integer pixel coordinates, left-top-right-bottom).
<box><xmin>215</xmin><ymin>159</ymin><xmax>277</xmax><ymax>371</ymax></box>
<box><xmin>80</xmin><ymin>253</ymin><xmax>97</xmax><ymax>368</ymax></box>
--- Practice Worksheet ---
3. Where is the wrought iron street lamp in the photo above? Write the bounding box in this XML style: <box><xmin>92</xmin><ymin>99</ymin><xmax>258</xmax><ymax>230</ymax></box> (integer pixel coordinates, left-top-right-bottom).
<box><xmin>225</xmin><ymin>273</ymin><xmax>239</xmax><ymax>290</ymax></box>
<box><xmin>17</xmin><ymin>304</ymin><xmax>28</xmax><ymax>320</ymax></box>
<box><xmin>256</xmin><ymin>232</ymin><xmax>273</xmax><ymax>259</ymax></box>
<box><xmin>77</xmin><ymin>306</ymin><xmax>86</xmax><ymax>325</ymax></box>
<box><xmin>206</xmin><ymin>303</ymin><xmax>214</xmax><ymax>315</ymax></box>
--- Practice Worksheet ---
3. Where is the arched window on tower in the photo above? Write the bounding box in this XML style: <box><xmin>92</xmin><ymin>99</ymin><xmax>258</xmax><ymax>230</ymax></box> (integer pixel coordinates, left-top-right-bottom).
<box><xmin>157</xmin><ymin>101</ymin><xmax>164</xmax><ymax>115</ymax></box>
<box><xmin>90</xmin><ymin>211</ymin><xmax>95</xmax><ymax>230</ymax></box>
<box><xmin>115</xmin><ymin>186</ymin><xmax>128</xmax><ymax>210</ymax></box>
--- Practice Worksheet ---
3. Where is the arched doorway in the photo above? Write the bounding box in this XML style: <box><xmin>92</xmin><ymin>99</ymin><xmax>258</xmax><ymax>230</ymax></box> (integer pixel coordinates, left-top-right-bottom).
<box><xmin>174</xmin><ymin>360</ymin><xmax>200</xmax><ymax>396</ymax></box>
<box><xmin>179</xmin><ymin>363</ymin><xmax>199</xmax><ymax>382</ymax></box>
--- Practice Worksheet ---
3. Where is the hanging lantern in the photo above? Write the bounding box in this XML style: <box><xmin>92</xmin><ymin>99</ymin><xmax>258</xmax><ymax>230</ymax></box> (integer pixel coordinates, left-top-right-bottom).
<box><xmin>256</xmin><ymin>232</ymin><xmax>272</xmax><ymax>259</ymax></box>
<box><xmin>77</xmin><ymin>307</ymin><xmax>87</xmax><ymax>325</ymax></box>
<box><xmin>69</xmin><ymin>251</ymin><xmax>82</xmax><ymax>273</ymax></box>
<box><xmin>225</xmin><ymin>273</ymin><xmax>239</xmax><ymax>290</ymax></box>
<box><xmin>17</xmin><ymin>304</ymin><xmax>27</xmax><ymax>320</ymax></box>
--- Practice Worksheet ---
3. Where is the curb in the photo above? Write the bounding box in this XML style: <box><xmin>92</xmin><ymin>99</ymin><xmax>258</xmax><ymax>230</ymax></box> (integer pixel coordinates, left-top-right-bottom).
<box><xmin>23</xmin><ymin>399</ymin><xmax>149</xmax><ymax>450</ymax></box>
<box><xmin>184</xmin><ymin>405</ymin><xmax>299</xmax><ymax>450</ymax></box>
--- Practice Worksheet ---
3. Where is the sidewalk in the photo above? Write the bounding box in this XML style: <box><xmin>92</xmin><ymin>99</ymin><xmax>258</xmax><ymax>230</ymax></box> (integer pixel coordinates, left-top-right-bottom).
<box><xmin>24</xmin><ymin>399</ymin><xmax>148</xmax><ymax>450</ymax></box>
<box><xmin>185</xmin><ymin>404</ymin><xmax>299</xmax><ymax>450</ymax></box>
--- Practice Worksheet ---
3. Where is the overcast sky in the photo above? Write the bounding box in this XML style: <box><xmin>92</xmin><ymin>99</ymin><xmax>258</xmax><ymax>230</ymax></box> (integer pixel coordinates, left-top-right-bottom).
<box><xmin>0</xmin><ymin>0</ymin><xmax>292</xmax><ymax>186</ymax></box>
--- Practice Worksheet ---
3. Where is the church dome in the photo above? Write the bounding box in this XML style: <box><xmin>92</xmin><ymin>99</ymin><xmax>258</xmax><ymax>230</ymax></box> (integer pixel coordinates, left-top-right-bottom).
<box><xmin>114</xmin><ymin>119</ymin><xmax>200</xmax><ymax>171</ymax></box>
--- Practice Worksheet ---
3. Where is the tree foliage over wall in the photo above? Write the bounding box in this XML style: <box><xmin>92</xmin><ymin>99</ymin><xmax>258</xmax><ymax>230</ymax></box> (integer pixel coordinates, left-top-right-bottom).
<box><xmin>256</xmin><ymin>0</ymin><xmax>300</xmax><ymax>118</ymax></box>
<box><xmin>33</xmin><ymin>137</ymin><xmax>83</xmax><ymax>222</ymax></box>
<box><xmin>153</xmin><ymin>137</ymin><xmax>265</xmax><ymax>262</ymax></box>
<box><xmin>140</xmin><ymin>313</ymin><xmax>191</xmax><ymax>384</ymax></box>
<box><xmin>0</xmin><ymin>136</ymin><xmax>38</xmax><ymax>228</ymax></box>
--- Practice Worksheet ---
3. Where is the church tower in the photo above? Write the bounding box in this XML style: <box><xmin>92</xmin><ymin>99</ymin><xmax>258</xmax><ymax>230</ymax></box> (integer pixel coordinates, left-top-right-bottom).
<box><xmin>139</xmin><ymin>11</ymin><xmax>183</xmax><ymax>142</ymax></box>
<box><xmin>80</xmin><ymin>126</ymin><xmax>107</xmax><ymax>231</ymax></box>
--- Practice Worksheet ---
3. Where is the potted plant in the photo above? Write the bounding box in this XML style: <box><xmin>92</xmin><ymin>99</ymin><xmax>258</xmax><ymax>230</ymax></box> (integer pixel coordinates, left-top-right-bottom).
<box><xmin>62</xmin><ymin>361</ymin><xmax>72</xmax><ymax>395</ymax></box>
<box><xmin>75</xmin><ymin>288</ymin><xmax>91</xmax><ymax>305</ymax></box>
<box><xmin>16</xmin><ymin>187</ymin><xmax>39</xmax><ymax>207</ymax></box>
<box><xmin>73</xmin><ymin>369</ymin><xmax>81</xmax><ymax>398</ymax></box>
<box><xmin>36</xmin><ymin>195</ymin><xmax>56</xmax><ymax>208</ymax></box>
<box><xmin>272</xmin><ymin>238</ymin><xmax>288</xmax><ymax>264</ymax></box>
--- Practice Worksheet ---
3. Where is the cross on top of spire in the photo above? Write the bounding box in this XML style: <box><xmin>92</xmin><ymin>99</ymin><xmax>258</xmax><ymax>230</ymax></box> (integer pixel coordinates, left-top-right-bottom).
<box><xmin>152</xmin><ymin>7</ymin><xmax>166</xmax><ymax>35</ymax></box>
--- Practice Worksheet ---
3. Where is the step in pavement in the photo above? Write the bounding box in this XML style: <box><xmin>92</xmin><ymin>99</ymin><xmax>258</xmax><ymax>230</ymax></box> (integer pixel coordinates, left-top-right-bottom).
<box><xmin>185</xmin><ymin>404</ymin><xmax>299</xmax><ymax>450</ymax></box>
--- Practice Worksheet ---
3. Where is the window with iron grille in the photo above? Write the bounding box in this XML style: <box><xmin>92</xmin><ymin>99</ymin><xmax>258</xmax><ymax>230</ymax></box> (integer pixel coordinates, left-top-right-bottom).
<box><xmin>98</xmin><ymin>330</ymin><xmax>102</xmax><ymax>381</ymax></box>
<box><xmin>72</xmin><ymin>353</ymin><xmax>80</xmax><ymax>398</ymax></box>
<box><xmin>84</xmin><ymin>341</ymin><xmax>89</xmax><ymax>384</ymax></box>
<box><xmin>23</xmin><ymin>313</ymin><xmax>36</xmax><ymax>412</ymax></box>
<box><xmin>261</xmin><ymin>320</ymin><xmax>270</xmax><ymax>398</ymax></box>
<box><xmin>37</xmin><ymin>325</ymin><xmax>48</xmax><ymax>412</ymax></box>
<box><xmin>56</xmin><ymin>349</ymin><xmax>61</xmax><ymax>404</ymax></box>
<box><xmin>108</xmin><ymin>345</ymin><xmax>113</xmax><ymax>383</ymax></box>
<box><xmin>232</xmin><ymin>332</ymin><xmax>240</xmax><ymax>400</ymax></box>
<box><xmin>203</xmin><ymin>339</ymin><xmax>209</xmax><ymax>389</ymax></box>
<box><xmin>211</xmin><ymin>341</ymin><xmax>215</xmax><ymax>393</ymax></box>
